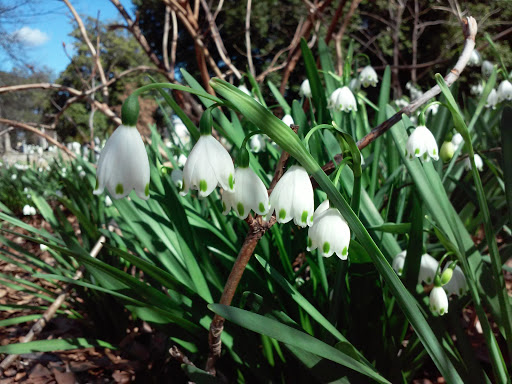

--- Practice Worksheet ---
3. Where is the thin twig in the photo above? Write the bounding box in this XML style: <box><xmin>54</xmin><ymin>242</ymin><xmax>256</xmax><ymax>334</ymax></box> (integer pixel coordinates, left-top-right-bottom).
<box><xmin>163</xmin><ymin>5</ymin><xmax>172</xmax><ymax>72</ymax></box>
<box><xmin>0</xmin><ymin>234</ymin><xmax>107</xmax><ymax>371</ymax></box>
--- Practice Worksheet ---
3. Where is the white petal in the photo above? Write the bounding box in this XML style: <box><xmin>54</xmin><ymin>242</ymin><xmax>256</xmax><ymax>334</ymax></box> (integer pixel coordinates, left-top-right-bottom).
<box><xmin>418</xmin><ymin>253</ymin><xmax>438</xmax><ymax>284</ymax></box>
<box><xmin>392</xmin><ymin>250</ymin><xmax>407</xmax><ymax>275</ymax></box>
<box><xmin>94</xmin><ymin>125</ymin><xmax>150</xmax><ymax>200</ymax></box>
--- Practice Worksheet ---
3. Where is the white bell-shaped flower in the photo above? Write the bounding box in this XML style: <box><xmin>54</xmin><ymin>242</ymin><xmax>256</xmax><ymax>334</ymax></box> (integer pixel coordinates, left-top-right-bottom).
<box><xmin>180</xmin><ymin>135</ymin><xmax>235</xmax><ymax>198</ymax></box>
<box><xmin>238</xmin><ymin>85</ymin><xmax>251</xmax><ymax>96</ymax></box>
<box><xmin>392</xmin><ymin>251</ymin><xmax>438</xmax><ymax>284</ymax></box>
<box><xmin>93</xmin><ymin>125</ymin><xmax>150</xmax><ymax>200</ymax></box>
<box><xmin>307</xmin><ymin>200</ymin><xmax>351</xmax><ymax>259</ymax></box>
<box><xmin>464</xmin><ymin>154</ymin><xmax>483</xmax><ymax>172</ymax></box>
<box><xmin>419</xmin><ymin>253</ymin><xmax>438</xmax><ymax>284</ymax></box>
<box><xmin>328</xmin><ymin>87</ymin><xmax>358</xmax><ymax>112</ymax></box>
<box><xmin>300</xmin><ymin>79</ymin><xmax>312</xmax><ymax>98</ymax></box>
<box><xmin>486</xmin><ymin>89</ymin><xmax>498</xmax><ymax>109</ymax></box>
<box><xmin>249</xmin><ymin>135</ymin><xmax>266</xmax><ymax>153</ymax></box>
<box><xmin>481</xmin><ymin>60</ymin><xmax>494</xmax><ymax>78</ymax></box>
<box><xmin>497</xmin><ymin>80</ymin><xmax>512</xmax><ymax>102</ymax></box>
<box><xmin>222</xmin><ymin>167</ymin><xmax>269</xmax><ymax>219</ymax></box>
<box><xmin>268</xmin><ymin>165</ymin><xmax>314</xmax><ymax>227</ymax></box>
<box><xmin>470</xmin><ymin>83</ymin><xmax>484</xmax><ymax>96</ymax></box>
<box><xmin>468</xmin><ymin>49</ymin><xmax>482</xmax><ymax>66</ymax></box>
<box><xmin>282</xmin><ymin>114</ymin><xmax>294</xmax><ymax>127</ymax></box>
<box><xmin>22</xmin><ymin>205</ymin><xmax>36</xmax><ymax>216</ymax></box>
<box><xmin>359</xmin><ymin>65</ymin><xmax>378</xmax><ymax>87</ymax></box>
<box><xmin>451</xmin><ymin>133</ymin><xmax>463</xmax><ymax>151</ymax></box>
<box><xmin>442</xmin><ymin>265</ymin><xmax>468</xmax><ymax>297</ymax></box>
<box><xmin>405</xmin><ymin>125</ymin><xmax>439</xmax><ymax>161</ymax></box>
<box><xmin>429</xmin><ymin>286</ymin><xmax>449</xmax><ymax>316</ymax></box>
<box><xmin>392</xmin><ymin>250</ymin><xmax>407</xmax><ymax>275</ymax></box>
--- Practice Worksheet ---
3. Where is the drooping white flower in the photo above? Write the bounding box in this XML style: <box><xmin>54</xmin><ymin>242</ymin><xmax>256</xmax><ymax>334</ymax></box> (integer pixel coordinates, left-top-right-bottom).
<box><xmin>392</xmin><ymin>250</ymin><xmax>407</xmax><ymax>275</ymax></box>
<box><xmin>406</xmin><ymin>82</ymin><xmax>423</xmax><ymax>100</ymax></box>
<box><xmin>282</xmin><ymin>114</ymin><xmax>294</xmax><ymax>127</ymax></box>
<box><xmin>392</xmin><ymin>251</ymin><xmax>438</xmax><ymax>284</ymax></box>
<box><xmin>405</xmin><ymin>125</ymin><xmax>439</xmax><ymax>161</ymax></box>
<box><xmin>486</xmin><ymin>89</ymin><xmax>498</xmax><ymax>109</ymax></box>
<box><xmin>307</xmin><ymin>200</ymin><xmax>351</xmax><ymax>260</ymax></box>
<box><xmin>180</xmin><ymin>135</ymin><xmax>235</xmax><ymax>198</ymax></box>
<box><xmin>105</xmin><ymin>195</ymin><xmax>113</xmax><ymax>207</ymax></box>
<box><xmin>328</xmin><ymin>87</ymin><xmax>358</xmax><ymax>112</ymax></box>
<box><xmin>268</xmin><ymin>165</ymin><xmax>314</xmax><ymax>227</ymax></box>
<box><xmin>222</xmin><ymin>167</ymin><xmax>269</xmax><ymax>219</ymax></box>
<box><xmin>300</xmin><ymin>79</ymin><xmax>312</xmax><ymax>98</ymax></box>
<box><xmin>426</xmin><ymin>103</ymin><xmax>439</xmax><ymax>116</ymax></box>
<box><xmin>497</xmin><ymin>80</ymin><xmax>512</xmax><ymax>102</ymax></box>
<box><xmin>79</xmin><ymin>170</ymin><xmax>86</xmax><ymax>178</ymax></box>
<box><xmin>171</xmin><ymin>115</ymin><xmax>190</xmax><ymax>146</ymax></box>
<box><xmin>359</xmin><ymin>65</ymin><xmax>378</xmax><ymax>87</ymax></box>
<box><xmin>419</xmin><ymin>253</ymin><xmax>439</xmax><ymax>284</ymax></box>
<box><xmin>470</xmin><ymin>83</ymin><xmax>484</xmax><ymax>96</ymax></box>
<box><xmin>451</xmin><ymin>133</ymin><xmax>463</xmax><ymax>151</ymax></box>
<box><xmin>93</xmin><ymin>125</ymin><xmax>150</xmax><ymax>200</ymax></box>
<box><xmin>238</xmin><ymin>85</ymin><xmax>251</xmax><ymax>96</ymax></box>
<box><xmin>442</xmin><ymin>265</ymin><xmax>468</xmax><ymax>297</ymax></box>
<box><xmin>40</xmin><ymin>244</ymin><xmax>48</xmax><ymax>251</ymax></box>
<box><xmin>482</xmin><ymin>60</ymin><xmax>494</xmax><ymax>78</ymax></box>
<box><xmin>177</xmin><ymin>154</ymin><xmax>187</xmax><ymax>168</ymax></box>
<box><xmin>430</xmin><ymin>286</ymin><xmax>449</xmax><ymax>316</ymax></box>
<box><xmin>55</xmin><ymin>190</ymin><xmax>63</xmax><ymax>198</ymax></box>
<box><xmin>249</xmin><ymin>135</ymin><xmax>266</xmax><ymax>153</ymax></box>
<box><xmin>171</xmin><ymin>169</ymin><xmax>183</xmax><ymax>189</ymax></box>
<box><xmin>11</xmin><ymin>174</ymin><xmax>17</xmax><ymax>180</ymax></box>
<box><xmin>468</xmin><ymin>49</ymin><xmax>482</xmax><ymax>66</ymax></box>
<box><xmin>464</xmin><ymin>154</ymin><xmax>483</xmax><ymax>171</ymax></box>
<box><xmin>22</xmin><ymin>205</ymin><xmax>36</xmax><ymax>216</ymax></box>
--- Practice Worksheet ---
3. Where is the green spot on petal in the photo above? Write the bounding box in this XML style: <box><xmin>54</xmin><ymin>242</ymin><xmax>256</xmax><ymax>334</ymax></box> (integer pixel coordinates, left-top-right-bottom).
<box><xmin>427</xmin><ymin>277</ymin><xmax>432</xmax><ymax>283</ymax></box>
<box><xmin>222</xmin><ymin>201</ymin><xmax>226</xmax><ymax>211</ymax></box>
<box><xmin>301</xmin><ymin>210</ymin><xmax>308</xmax><ymax>223</ymax></box>
<box><xmin>145</xmin><ymin>183</ymin><xmax>150</xmax><ymax>196</ymax></box>
<box><xmin>342</xmin><ymin>246</ymin><xmax>348</xmax><ymax>256</ymax></box>
<box><xmin>228</xmin><ymin>173</ymin><xmax>234</xmax><ymax>190</ymax></box>
<box><xmin>237</xmin><ymin>202</ymin><xmax>245</xmax><ymax>217</ymax></box>
<box><xmin>307</xmin><ymin>238</ymin><xmax>312</xmax><ymax>247</ymax></box>
<box><xmin>259</xmin><ymin>202</ymin><xmax>265</xmax><ymax>213</ymax></box>
<box><xmin>115</xmin><ymin>183</ymin><xmax>124</xmax><ymax>195</ymax></box>
<box><xmin>459</xmin><ymin>288</ymin><xmax>463</xmax><ymax>295</ymax></box>
<box><xmin>415</xmin><ymin>148</ymin><xmax>420</xmax><ymax>155</ymax></box>
<box><xmin>433</xmin><ymin>149</ymin><xmax>437</xmax><ymax>155</ymax></box>
<box><xmin>95</xmin><ymin>178</ymin><xmax>99</xmax><ymax>189</ymax></box>
<box><xmin>440</xmin><ymin>308</ymin><xmax>445</xmax><ymax>315</ymax></box>
<box><xmin>398</xmin><ymin>268</ymin><xmax>403</xmax><ymax>274</ymax></box>
<box><xmin>279</xmin><ymin>209</ymin><xmax>286</xmax><ymax>220</ymax></box>
<box><xmin>322</xmin><ymin>242</ymin><xmax>330</xmax><ymax>254</ymax></box>
<box><xmin>423</xmin><ymin>153</ymin><xmax>428</xmax><ymax>160</ymax></box>
<box><xmin>200</xmin><ymin>179</ymin><xmax>208</xmax><ymax>192</ymax></box>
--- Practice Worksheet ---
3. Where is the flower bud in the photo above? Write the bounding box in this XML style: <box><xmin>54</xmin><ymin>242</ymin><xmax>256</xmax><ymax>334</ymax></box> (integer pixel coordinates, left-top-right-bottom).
<box><xmin>440</xmin><ymin>141</ymin><xmax>455</xmax><ymax>162</ymax></box>
<box><xmin>440</xmin><ymin>267</ymin><xmax>453</xmax><ymax>285</ymax></box>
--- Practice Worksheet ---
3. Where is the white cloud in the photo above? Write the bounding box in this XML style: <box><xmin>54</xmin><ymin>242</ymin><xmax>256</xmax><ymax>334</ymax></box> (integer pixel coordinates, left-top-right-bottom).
<box><xmin>13</xmin><ymin>26</ymin><xmax>49</xmax><ymax>47</ymax></box>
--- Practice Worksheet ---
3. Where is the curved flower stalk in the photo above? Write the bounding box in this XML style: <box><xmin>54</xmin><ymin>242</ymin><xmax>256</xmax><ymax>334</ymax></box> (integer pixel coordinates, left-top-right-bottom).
<box><xmin>180</xmin><ymin>134</ymin><xmax>235</xmax><ymax>198</ymax></box>
<box><xmin>405</xmin><ymin>125</ymin><xmax>439</xmax><ymax>161</ymax></box>
<box><xmin>429</xmin><ymin>285</ymin><xmax>449</xmax><ymax>316</ymax></box>
<box><xmin>328</xmin><ymin>87</ymin><xmax>358</xmax><ymax>112</ymax></box>
<box><xmin>268</xmin><ymin>165</ymin><xmax>314</xmax><ymax>227</ymax></box>
<box><xmin>359</xmin><ymin>65</ymin><xmax>378</xmax><ymax>87</ymax></box>
<box><xmin>464</xmin><ymin>154</ymin><xmax>483</xmax><ymax>171</ymax></box>
<box><xmin>93</xmin><ymin>124</ymin><xmax>150</xmax><ymax>200</ymax></box>
<box><xmin>497</xmin><ymin>80</ymin><xmax>512</xmax><ymax>102</ymax></box>
<box><xmin>299</xmin><ymin>79</ymin><xmax>311</xmax><ymax>98</ymax></box>
<box><xmin>307</xmin><ymin>200</ymin><xmax>351</xmax><ymax>259</ymax></box>
<box><xmin>222</xmin><ymin>167</ymin><xmax>269</xmax><ymax>219</ymax></box>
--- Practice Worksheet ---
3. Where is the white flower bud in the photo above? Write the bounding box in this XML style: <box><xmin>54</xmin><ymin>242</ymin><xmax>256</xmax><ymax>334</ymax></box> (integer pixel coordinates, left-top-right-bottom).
<box><xmin>481</xmin><ymin>60</ymin><xmax>494</xmax><ymax>78</ymax></box>
<box><xmin>282</xmin><ymin>114</ymin><xmax>294</xmax><ymax>127</ymax></box>
<box><xmin>300</xmin><ymin>79</ymin><xmax>312</xmax><ymax>98</ymax></box>
<box><xmin>468</xmin><ymin>49</ymin><xmax>482</xmax><ymax>66</ymax></box>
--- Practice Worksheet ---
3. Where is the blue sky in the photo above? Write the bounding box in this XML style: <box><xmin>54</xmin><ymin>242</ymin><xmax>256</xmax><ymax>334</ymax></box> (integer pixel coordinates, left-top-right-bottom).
<box><xmin>1</xmin><ymin>0</ymin><xmax>133</xmax><ymax>77</ymax></box>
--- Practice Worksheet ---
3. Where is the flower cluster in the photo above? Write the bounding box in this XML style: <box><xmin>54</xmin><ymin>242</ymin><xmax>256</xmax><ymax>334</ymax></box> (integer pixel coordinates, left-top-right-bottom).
<box><xmin>393</xmin><ymin>251</ymin><xmax>468</xmax><ymax>316</ymax></box>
